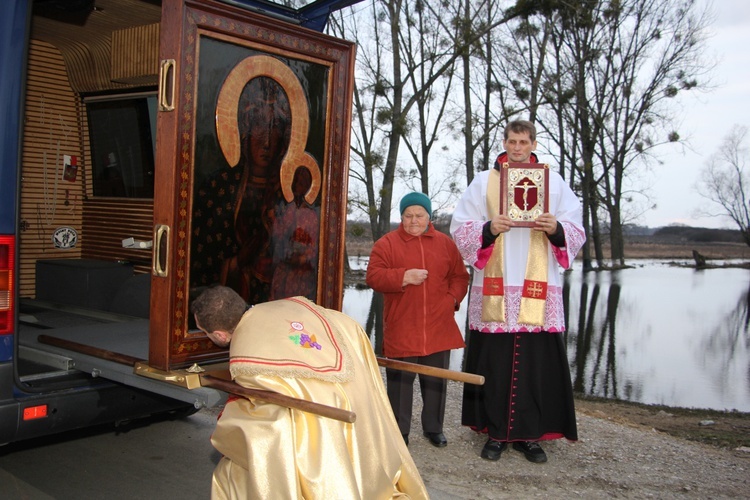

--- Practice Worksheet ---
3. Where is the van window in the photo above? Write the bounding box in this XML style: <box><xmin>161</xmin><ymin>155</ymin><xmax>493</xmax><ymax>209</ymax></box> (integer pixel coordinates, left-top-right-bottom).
<box><xmin>86</xmin><ymin>95</ymin><xmax>157</xmax><ymax>198</ymax></box>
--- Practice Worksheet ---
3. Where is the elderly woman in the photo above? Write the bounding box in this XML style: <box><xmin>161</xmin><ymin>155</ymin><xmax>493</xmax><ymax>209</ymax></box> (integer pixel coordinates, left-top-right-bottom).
<box><xmin>366</xmin><ymin>192</ymin><xmax>469</xmax><ymax>447</ymax></box>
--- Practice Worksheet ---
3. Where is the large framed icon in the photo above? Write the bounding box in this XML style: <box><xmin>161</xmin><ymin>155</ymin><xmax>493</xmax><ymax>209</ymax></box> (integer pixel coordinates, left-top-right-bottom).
<box><xmin>149</xmin><ymin>0</ymin><xmax>355</xmax><ymax>370</ymax></box>
<box><xmin>500</xmin><ymin>162</ymin><xmax>550</xmax><ymax>227</ymax></box>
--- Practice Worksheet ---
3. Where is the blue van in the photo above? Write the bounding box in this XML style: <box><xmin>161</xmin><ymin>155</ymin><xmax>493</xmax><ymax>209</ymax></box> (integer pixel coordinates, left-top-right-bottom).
<box><xmin>0</xmin><ymin>0</ymin><xmax>355</xmax><ymax>445</ymax></box>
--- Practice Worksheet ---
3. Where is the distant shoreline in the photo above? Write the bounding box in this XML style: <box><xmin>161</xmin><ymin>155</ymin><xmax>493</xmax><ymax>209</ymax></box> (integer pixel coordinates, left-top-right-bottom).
<box><xmin>347</xmin><ymin>235</ymin><xmax>750</xmax><ymax>263</ymax></box>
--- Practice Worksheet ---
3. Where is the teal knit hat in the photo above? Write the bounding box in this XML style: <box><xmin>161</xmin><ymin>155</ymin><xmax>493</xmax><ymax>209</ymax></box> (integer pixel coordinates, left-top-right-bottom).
<box><xmin>400</xmin><ymin>192</ymin><xmax>432</xmax><ymax>215</ymax></box>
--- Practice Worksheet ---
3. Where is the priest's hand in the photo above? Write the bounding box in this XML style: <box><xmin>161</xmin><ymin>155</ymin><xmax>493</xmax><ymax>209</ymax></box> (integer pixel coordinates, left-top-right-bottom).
<box><xmin>534</xmin><ymin>213</ymin><xmax>558</xmax><ymax>235</ymax></box>
<box><xmin>489</xmin><ymin>214</ymin><xmax>513</xmax><ymax>235</ymax></box>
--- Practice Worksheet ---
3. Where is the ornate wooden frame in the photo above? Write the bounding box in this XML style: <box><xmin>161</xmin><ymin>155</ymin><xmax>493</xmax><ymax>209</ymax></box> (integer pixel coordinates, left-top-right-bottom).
<box><xmin>149</xmin><ymin>0</ymin><xmax>355</xmax><ymax>369</ymax></box>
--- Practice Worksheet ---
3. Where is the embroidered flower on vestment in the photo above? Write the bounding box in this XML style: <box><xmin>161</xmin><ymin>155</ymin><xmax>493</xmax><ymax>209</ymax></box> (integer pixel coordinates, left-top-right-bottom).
<box><xmin>287</xmin><ymin>320</ymin><xmax>322</xmax><ymax>350</ymax></box>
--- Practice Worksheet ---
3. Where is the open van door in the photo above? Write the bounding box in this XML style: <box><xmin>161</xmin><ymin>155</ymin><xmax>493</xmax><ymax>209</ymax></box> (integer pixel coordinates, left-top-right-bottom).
<box><xmin>1</xmin><ymin>0</ymin><xmax>356</xmax><ymax>444</ymax></box>
<box><xmin>147</xmin><ymin>0</ymin><xmax>355</xmax><ymax>371</ymax></box>
<box><xmin>7</xmin><ymin>0</ymin><xmax>356</xmax><ymax>440</ymax></box>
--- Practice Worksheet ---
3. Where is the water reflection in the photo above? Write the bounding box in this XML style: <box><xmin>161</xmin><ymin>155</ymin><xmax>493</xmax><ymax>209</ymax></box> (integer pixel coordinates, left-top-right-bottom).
<box><xmin>343</xmin><ymin>258</ymin><xmax>750</xmax><ymax>412</ymax></box>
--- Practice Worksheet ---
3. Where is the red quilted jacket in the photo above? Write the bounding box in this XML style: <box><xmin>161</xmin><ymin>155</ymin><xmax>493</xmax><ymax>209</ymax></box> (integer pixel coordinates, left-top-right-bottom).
<box><xmin>366</xmin><ymin>223</ymin><xmax>469</xmax><ymax>358</ymax></box>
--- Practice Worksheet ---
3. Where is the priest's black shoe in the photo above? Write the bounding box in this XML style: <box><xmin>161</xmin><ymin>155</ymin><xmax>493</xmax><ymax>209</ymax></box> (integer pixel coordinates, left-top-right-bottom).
<box><xmin>480</xmin><ymin>438</ymin><xmax>507</xmax><ymax>461</ymax></box>
<box><xmin>512</xmin><ymin>441</ymin><xmax>548</xmax><ymax>463</ymax></box>
<box><xmin>423</xmin><ymin>431</ymin><xmax>447</xmax><ymax>447</ymax></box>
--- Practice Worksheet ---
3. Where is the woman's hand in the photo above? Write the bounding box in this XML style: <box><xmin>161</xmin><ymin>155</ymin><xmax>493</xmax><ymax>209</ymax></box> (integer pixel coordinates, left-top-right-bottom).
<box><xmin>403</xmin><ymin>268</ymin><xmax>428</xmax><ymax>287</ymax></box>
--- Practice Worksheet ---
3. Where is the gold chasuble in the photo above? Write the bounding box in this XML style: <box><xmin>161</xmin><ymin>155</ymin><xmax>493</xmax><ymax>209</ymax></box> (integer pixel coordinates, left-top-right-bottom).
<box><xmin>210</xmin><ymin>297</ymin><xmax>427</xmax><ymax>500</ymax></box>
<box><xmin>483</xmin><ymin>169</ymin><xmax>549</xmax><ymax>325</ymax></box>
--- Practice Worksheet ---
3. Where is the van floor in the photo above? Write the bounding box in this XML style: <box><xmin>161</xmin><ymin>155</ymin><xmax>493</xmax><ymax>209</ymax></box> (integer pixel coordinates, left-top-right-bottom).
<box><xmin>17</xmin><ymin>298</ymin><xmax>149</xmax><ymax>383</ymax></box>
<box><xmin>19</xmin><ymin>299</ymin><xmax>138</xmax><ymax>330</ymax></box>
<box><xmin>15</xmin><ymin>298</ymin><xmax>226</xmax><ymax>408</ymax></box>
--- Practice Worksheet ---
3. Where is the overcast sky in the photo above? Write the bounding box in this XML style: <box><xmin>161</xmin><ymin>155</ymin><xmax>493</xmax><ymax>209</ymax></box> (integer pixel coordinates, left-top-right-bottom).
<box><xmin>642</xmin><ymin>0</ymin><xmax>750</xmax><ymax>228</ymax></box>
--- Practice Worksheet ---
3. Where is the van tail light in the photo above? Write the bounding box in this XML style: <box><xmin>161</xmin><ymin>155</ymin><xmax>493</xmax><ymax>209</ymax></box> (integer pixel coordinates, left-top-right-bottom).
<box><xmin>23</xmin><ymin>405</ymin><xmax>48</xmax><ymax>420</ymax></box>
<box><xmin>0</xmin><ymin>235</ymin><xmax>15</xmax><ymax>335</ymax></box>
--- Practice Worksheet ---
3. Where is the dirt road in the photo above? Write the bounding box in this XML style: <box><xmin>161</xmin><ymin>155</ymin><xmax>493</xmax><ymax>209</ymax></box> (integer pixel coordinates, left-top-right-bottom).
<box><xmin>408</xmin><ymin>381</ymin><xmax>749</xmax><ymax>499</ymax></box>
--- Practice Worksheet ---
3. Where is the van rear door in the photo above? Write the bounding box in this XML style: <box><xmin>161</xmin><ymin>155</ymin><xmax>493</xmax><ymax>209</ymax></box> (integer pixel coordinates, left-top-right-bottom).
<box><xmin>147</xmin><ymin>0</ymin><xmax>355</xmax><ymax>371</ymax></box>
<box><xmin>17</xmin><ymin>0</ymin><xmax>356</xmax><ymax>399</ymax></box>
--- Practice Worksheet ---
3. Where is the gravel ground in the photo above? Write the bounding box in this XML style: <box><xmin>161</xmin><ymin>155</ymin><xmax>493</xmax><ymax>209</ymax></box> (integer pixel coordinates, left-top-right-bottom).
<box><xmin>408</xmin><ymin>380</ymin><xmax>749</xmax><ymax>499</ymax></box>
<box><xmin>345</xmin><ymin>238</ymin><xmax>750</xmax><ymax>498</ymax></box>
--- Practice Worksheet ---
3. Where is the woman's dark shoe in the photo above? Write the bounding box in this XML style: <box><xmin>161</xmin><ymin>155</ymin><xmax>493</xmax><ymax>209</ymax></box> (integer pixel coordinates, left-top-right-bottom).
<box><xmin>512</xmin><ymin>441</ymin><xmax>548</xmax><ymax>463</ymax></box>
<box><xmin>480</xmin><ymin>438</ymin><xmax>507</xmax><ymax>460</ymax></box>
<box><xmin>423</xmin><ymin>431</ymin><xmax>447</xmax><ymax>447</ymax></box>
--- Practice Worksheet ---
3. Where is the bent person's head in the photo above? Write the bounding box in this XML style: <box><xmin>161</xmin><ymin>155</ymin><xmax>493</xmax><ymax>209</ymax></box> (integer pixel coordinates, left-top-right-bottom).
<box><xmin>191</xmin><ymin>286</ymin><xmax>247</xmax><ymax>347</ymax></box>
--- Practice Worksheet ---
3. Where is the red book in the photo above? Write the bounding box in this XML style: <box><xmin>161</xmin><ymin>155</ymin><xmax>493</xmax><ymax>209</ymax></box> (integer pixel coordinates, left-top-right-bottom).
<box><xmin>500</xmin><ymin>162</ymin><xmax>550</xmax><ymax>227</ymax></box>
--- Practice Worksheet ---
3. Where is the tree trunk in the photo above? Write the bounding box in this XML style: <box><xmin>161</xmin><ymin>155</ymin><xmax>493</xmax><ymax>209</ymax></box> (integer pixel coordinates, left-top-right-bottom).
<box><xmin>462</xmin><ymin>0</ymin><xmax>474</xmax><ymax>185</ymax></box>
<box><xmin>609</xmin><ymin>212</ymin><xmax>625</xmax><ymax>266</ymax></box>
<box><xmin>590</xmin><ymin>206</ymin><xmax>605</xmax><ymax>266</ymax></box>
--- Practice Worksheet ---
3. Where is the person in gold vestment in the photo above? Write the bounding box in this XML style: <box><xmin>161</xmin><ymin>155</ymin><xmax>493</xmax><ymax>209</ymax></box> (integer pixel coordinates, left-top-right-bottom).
<box><xmin>191</xmin><ymin>286</ymin><xmax>427</xmax><ymax>499</ymax></box>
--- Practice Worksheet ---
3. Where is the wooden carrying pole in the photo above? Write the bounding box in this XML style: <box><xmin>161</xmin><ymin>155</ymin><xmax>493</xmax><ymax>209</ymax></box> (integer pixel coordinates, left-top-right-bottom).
<box><xmin>36</xmin><ymin>334</ymin><xmax>356</xmax><ymax>423</ymax></box>
<box><xmin>200</xmin><ymin>374</ymin><xmax>356</xmax><ymax>423</ymax></box>
<box><xmin>38</xmin><ymin>334</ymin><xmax>143</xmax><ymax>366</ymax></box>
<box><xmin>376</xmin><ymin>357</ymin><xmax>484</xmax><ymax>385</ymax></box>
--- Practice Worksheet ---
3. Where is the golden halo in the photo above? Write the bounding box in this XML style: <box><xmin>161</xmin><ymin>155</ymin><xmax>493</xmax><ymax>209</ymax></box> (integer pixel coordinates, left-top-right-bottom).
<box><xmin>215</xmin><ymin>54</ymin><xmax>321</xmax><ymax>203</ymax></box>
<box><xmin>283</xmin><ymin>152</ymin><xmax>322</xmax><ymax>205</ymax></box>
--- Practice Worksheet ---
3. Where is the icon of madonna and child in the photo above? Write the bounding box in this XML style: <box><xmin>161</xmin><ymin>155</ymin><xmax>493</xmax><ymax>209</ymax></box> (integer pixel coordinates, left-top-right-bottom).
<box><xmin>191</xmin><ymin>61</ymin><xmax>323</xmax><ymax>307</ymax></box>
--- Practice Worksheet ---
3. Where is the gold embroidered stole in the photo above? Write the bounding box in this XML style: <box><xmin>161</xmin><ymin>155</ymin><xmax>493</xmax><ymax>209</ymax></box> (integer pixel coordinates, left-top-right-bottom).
<box><xmin>517</xmin><ymin>230</ymin><xmax>548</xmax><ymax>325</ymax></box>
<box><xmin>482</xmin><ymin>169</ymin><xmax>549</xmax><ymax>325</ymax></box>
<box><xmin>482</xmin><ymin>170</ymin><xmax>505</xmax><ymax>322</ymax></box>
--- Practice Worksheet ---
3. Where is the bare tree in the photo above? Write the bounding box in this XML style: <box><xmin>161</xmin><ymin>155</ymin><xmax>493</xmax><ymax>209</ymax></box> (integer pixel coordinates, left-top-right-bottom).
<box><xmin>547</xmin><ymin>3</ymin><xmax>608</xmax><ymax>270</ymax></box>
<box><xmin>697</xmin><ymin>125</ymin><xmax>750</xmax><ymax>245</ymax></box>
<box><xmin>397</xmin><ymin>0</ymin><xmax>460</xmax><ymax>213</ymax></box>
<box><xmin>497</xmin><ymin>5</ymin><xmax>603</xmax><ymax>269</ymax></box>
<box><xmin>505</xmin><ymin>0</ymin><xmax>713</xmax><ymax>267</ymax></box>
<box><xmin>590</xmin><ymin>0</ymin><xmax>713</xmax><ymax>265</ymax></box>
<box><xmin>329</xmin><ymin>1</ymin><xmax>390</xmax><ymax>238</ymax></box>
<box><xmin>331</xmin><ymin>0</ymin><xmax>524</xmax><ymax>240</ymax></box>
<box><xmin>331</xmin><ymin>0</ymin><xmax>431</xmax><ymax>240</ymax></box>
<box><xmin>449</xmin><ymin>0</ymin><xmax>515</xmax><ymax>185</ymax></box>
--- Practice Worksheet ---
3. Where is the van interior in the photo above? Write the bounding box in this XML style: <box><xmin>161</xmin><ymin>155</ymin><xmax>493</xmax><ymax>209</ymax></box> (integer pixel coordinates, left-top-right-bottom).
<box><xmin>16</xmin><ymin>0</ymin><xmax>167</xmax><ymax>397</ymax></box>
